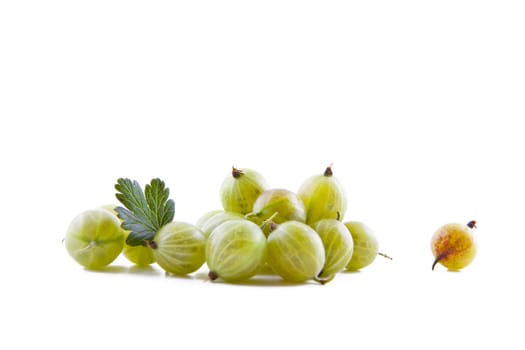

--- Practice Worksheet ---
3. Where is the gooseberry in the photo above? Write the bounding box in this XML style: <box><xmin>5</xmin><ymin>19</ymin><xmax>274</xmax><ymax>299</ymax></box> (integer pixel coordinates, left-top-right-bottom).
<box><xmin>344</xmin><ymin>221</ymin><xmax>379</xmax><ymax>271</ymax></box>
<box><xmin>64</xmin><ymin>208</ymin><xmax>125</xmax><ymax>269</ymax></box>
<box><xmin>196</xmin><ymin>210</ymin><xmax>245</xmax><ymax>239</ymax></box>
<box><xmin>298</xmin><ymin>165</ymin><xmax>348</xmax><ymax>225</ymax></box>
<box><xmin>152</xmin><ymin>222</ymin><xmax>207</xmax><ymax>275</ymax></box>
<box><xmin>266</xmin><ymin>221</ymin><xmax>325</xmax><ymax>283</ymax></box>
<box><xmin>312</xmin><ymin>219</ymin><xmax>354</xmax><ymax>280</ymax></box>
<box><xmin>206</xmin><ymin>220</ymin><xmax>267</xmax><ymax>282</ymax></box>
<box><xmin>248</xmin><ymin>188</ymin><xmax>306</xmax><ymax>234</ymax></box>
<box><xmin>220</xmin><ymin>167</ymin><xmax>269</xmax><ymax>214</ymax></box>
<box><xmin>431</xmin><ymin>221</ymin><xmax>477</xmax><ymax>271</ymax></box>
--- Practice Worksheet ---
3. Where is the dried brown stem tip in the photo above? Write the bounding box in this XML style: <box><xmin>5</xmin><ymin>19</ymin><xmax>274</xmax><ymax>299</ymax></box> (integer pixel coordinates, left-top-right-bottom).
<box><xmin>208</xmin><ymin>271</ymin><xmax>219</xmax><ymax>281</ymax></box>
<box><xmin>324</xmin><ymin>164</ymin><xmax>333</xmax><ymax>177</ymax></box>
<box><xmin>232</xmin><ymin>167</ymin><xmax>243</xmax><ymax>178</ymax></box>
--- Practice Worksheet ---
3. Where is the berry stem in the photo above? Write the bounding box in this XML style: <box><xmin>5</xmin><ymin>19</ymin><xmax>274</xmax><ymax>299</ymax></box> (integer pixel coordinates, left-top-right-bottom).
<box><xmin>231</xmin><ymin>166</ymin><xmax>243</xmax><ymax>178</ymax></box>
<box><xmin>467</xmin><ymin>220</ymin><xmax>477</xmax><ymax>229</ymax></box>
<box><xmin>432</xmin><ymin>252</ymin><xmax>448</xmax><ymax>270</ymax></box>
<box><xmin>244</xmin><ymin>212</ymin><xmax>256</xmax><ymax>219</ymax></box>
<box><xmin>378</xmin><ymin>252</ymin><xmax>393</xmax><ymax>260</ymax></box>
<box><xmin>324</xmin><ymin>164</ymin><xmax>334</xmax><ymax>177</ymax></box>
<box><xmin>431</xmin><ymin>257</ymin><xmax>441</xmax><ymax>271</ymax></box>
<box><xmin>260</xmin><ymin>212</ymin><xmax>279</xmax><ymax>232</ymax></box>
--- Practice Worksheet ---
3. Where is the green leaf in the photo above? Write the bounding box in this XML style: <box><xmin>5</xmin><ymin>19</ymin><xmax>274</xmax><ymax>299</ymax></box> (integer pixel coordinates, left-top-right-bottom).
<box><xmin>145</xmin><ymin>178</ymin><xmax>175</xmax><ymax>229</ymax></box>
<box><xmin>115</xmin><ymin>178</ymin><xmax>175</xmax><ymax>246</ymax></box>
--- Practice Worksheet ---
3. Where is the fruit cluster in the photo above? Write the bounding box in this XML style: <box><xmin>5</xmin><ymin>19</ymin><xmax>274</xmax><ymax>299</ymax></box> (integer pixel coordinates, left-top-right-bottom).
<box><xmin>64</xmin><ymin>166</ymin><xmax>388</xmax><ymax>284</ymax></box>
<box><xmin>205</xmin><ymin>165</ymin><xmax>385</xmax><ymax>283</ymax></box>
<box><xmin>63</xmin><ymin>165</ymin><xmax>478</xmax><ymax>281</ymax></box>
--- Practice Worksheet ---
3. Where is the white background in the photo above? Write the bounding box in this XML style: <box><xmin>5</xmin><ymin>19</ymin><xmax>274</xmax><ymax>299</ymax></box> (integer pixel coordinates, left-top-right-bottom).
<box><xmin>1</xmin><ymin>1</ymin><xmax>524</xmax><ymax>349</ymax></box>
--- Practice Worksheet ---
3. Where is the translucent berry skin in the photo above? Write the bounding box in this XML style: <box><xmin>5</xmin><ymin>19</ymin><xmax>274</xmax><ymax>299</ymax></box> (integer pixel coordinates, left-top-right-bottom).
<box><xmin>196</xmin><ymin>210</ymin><xmax>245</xmax><ymax>239</ymax></box>
<box><xmin>298</xmin><ymin>167</ymin><xmax>348</xmax><ymax>225</ymax></box>
<box><xmin>249</xmin><ymin>189</ymin><xmax>306</xmax><ymax>234</ymax></box>
<box><xmin>122</xmin><ymin>239</ymin><xmax>155</xmax><ymax>266</ymax></box>
<box><xmin>220</xmin><ymin>167</ymin><xmax>269</xmax><ymax>214</ymax></box>
<box><xmin>344</xmin><ymin>221</ymin><xmax>379</xmax><ymax>271</ymax></box>
<box><xmin>195</xmin><ymin>210</ymin><xmax>224</xmax><ymax>229</ymax></box>
<box><xmin>153</xmin><ymin>222</ymin><xmax>206</xmax><ymax>275</ymax></box>
<box><xmin>206</xmin><ymin>220</ymin><xmax>267</xmax><ymax>282</ymax></box>
<box><xmin>267</xmin><ymin>221</ymin><xmax>325</xmax><ymax>282</ymax></box>
<box><xmin>312</xmin><ymin>219</ymin><xmax>354</xmax><ymax>278</ymax></box>
<box><xmin>64</xmin><ymin>209</ymin><xmax>125</xmax><ymax>269</ymax></box>
<box><xmin>431</xmin><ymin>222</ymin><xmax>477</xmax><ymax>271</ymax></box>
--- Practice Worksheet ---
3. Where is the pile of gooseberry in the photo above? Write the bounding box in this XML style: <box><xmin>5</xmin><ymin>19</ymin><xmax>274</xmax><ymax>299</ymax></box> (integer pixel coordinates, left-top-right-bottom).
<box><xmin>68</xmin><ymin>165</ymin><xmax>454</xmax><ymax>284</ymax></box>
